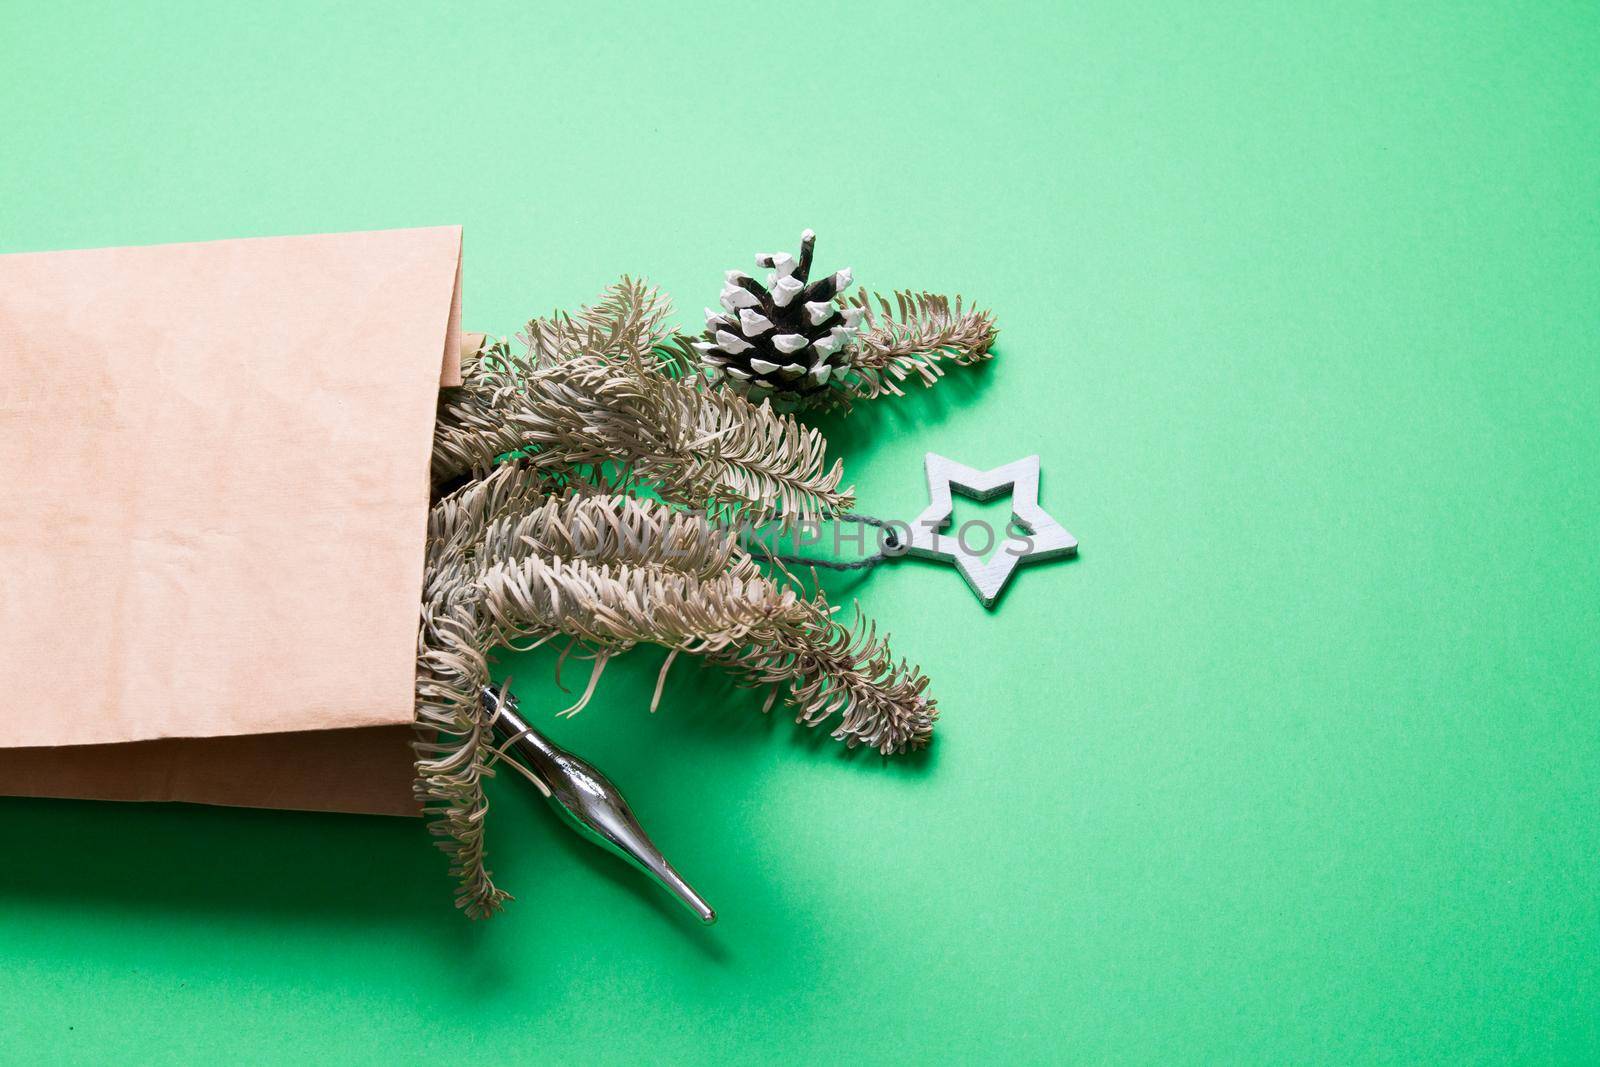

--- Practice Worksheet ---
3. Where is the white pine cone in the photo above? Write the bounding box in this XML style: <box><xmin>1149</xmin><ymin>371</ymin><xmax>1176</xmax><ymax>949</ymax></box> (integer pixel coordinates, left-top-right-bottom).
<box><xmin>697</xmin><ymin>229</ymin><xmax>865</xmax><ymax>407</ymax></box>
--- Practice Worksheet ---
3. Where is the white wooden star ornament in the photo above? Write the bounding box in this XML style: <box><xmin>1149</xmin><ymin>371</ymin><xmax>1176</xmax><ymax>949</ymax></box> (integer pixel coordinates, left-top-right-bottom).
<box><xmin>901</xmin><ymin>452</ymin><xmax>1077</xmax><ymax>607</ymax></box>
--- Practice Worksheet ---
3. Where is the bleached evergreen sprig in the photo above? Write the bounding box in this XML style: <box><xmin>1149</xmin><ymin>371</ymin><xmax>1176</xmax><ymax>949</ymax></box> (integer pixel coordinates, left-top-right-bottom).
<box><xmin>416</xmin><ymin>464</ymin><xmax>936</xmax><ymax>916</ymax></box>
<box><xmin>842</xmin><ymin>289</ymin><xmax>999</xmax><ymax>400</ymax></box>
<box><xmin>433</xmin><ymin>280</ymin><xmax>851</xmax><ymax>521</ymax></box>
<box><xmin>419</xmin><ymin>270</ymin><xmax>965</xmax><ymax>916</ymax></box>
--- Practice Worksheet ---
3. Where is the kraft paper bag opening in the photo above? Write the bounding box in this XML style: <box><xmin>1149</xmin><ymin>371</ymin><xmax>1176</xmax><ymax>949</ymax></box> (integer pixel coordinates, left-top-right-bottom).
<box><xmin>0</xmin><ymin>227</ymin><xmax>475</xmax><ymax>817</ymax></box>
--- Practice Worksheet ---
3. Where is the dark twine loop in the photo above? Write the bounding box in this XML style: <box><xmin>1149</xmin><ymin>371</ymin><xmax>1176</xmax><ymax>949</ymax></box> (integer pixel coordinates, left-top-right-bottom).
<box><xmin>757</xmin><ymin>513</ymin><xmax>904</xmax><ymax>572</ymax></box>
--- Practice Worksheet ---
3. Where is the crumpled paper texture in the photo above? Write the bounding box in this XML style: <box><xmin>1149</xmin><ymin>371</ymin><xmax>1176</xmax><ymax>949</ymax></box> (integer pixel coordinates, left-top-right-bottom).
<box><xmin>0</xmin><ymin>227</ymin><xmax>466</xmax><ymax>815</ymax></box>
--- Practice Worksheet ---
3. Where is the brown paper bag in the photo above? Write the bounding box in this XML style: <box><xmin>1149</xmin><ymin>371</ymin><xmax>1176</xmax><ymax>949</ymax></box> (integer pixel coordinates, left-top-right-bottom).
<box><xmin>0</xmin><ymin>227</ymin><xmax>472</xmax><ymax>816</ymax></box>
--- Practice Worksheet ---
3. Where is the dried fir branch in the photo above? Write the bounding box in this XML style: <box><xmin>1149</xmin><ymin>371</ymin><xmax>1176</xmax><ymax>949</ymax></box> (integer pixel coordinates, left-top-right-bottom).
<box><xmin>414</xmin><ymin>475</ymin><xmax>510</xmax><ymax>917</ymax></box>
<box><xmin>463</xmin><ymin>489</ymin><xmax>937</xmax><ymax>751</ymax></box>
<box><xmin>474</xmin><ymin>470</ymin><xmax>742</xmax><ymax>582</ymax></box>
<box><xmin>653</xmin><ymin>331</ymin><xmax>710</xmax><ymax>379</ymax></box>
<box><xmin>839</xmin><ymin>289</ymin><xmax>998</xmax><ymax>400</ymax></box>
<box><xmin>413</xmin><ymin>254</ymin><xmax>983</xmax><ymax>914</ymax></box>
<box><xmin>472</xmin><ymin>548</ymin><xmax>936</xmax><ymax>753</ymax></box>
<box><xmin>519</xmin><ymin>276</ymin><xmax>675</xmax><ymax>368</ymax></box>
<box><xmin>415</xmin><ymin>465</ymin><xmax>937</xmax><ymax>912</ymax></box>
<box><xmin>645</xmin><ymin>379</ymin><xmax>849</xmax><ymax>520</ymax></box>
<box><xmin>432</xmin><ymin>283</ymin><xmax>853</xmax><ymax>520</ymax></box>
<box><xmin>708</xmin><ymin>603</ymin><xmax>936</xmax><ymax>754</ymax></box>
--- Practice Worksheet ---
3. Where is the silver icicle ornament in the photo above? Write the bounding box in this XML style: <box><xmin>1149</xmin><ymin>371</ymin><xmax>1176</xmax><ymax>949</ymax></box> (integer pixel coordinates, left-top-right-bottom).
<box><xmin>697</xmin><ymin>229</ymin><xmax>864</xmax><ymax>408</ymax></box>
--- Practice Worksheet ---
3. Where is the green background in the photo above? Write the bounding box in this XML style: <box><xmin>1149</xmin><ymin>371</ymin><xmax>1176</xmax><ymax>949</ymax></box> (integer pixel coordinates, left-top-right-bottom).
<box><xmin>2</xmin><ymin>2</ymin><xmax>1597</xmax><ymax>1063</ymax></box>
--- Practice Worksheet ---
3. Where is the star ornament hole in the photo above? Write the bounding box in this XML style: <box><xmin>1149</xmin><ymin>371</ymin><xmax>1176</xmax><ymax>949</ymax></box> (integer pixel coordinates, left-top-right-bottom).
<box><xmin>904</xmin><ymin>453</ymin><xmax>1077</xmax><ymax>608</ymax></box>
<box><xmin>945</xmin><ymin>488</ymin><xmax>1032</xmax><ymax>565</ymax></box>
